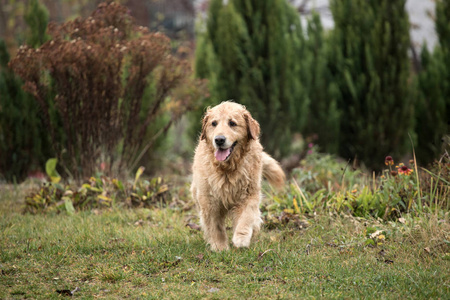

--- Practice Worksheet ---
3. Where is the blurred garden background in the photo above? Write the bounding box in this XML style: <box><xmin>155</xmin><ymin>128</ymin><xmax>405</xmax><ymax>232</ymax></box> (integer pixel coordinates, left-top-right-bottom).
<box><xmin>0</xmin><ymin>0</ymin><xmax>449</xmax><ymax>217</ymax></box>
<box><xmin>1</xmin><ymin>1</ymin><xmax>449</xmax><ymax>298</ymax></box>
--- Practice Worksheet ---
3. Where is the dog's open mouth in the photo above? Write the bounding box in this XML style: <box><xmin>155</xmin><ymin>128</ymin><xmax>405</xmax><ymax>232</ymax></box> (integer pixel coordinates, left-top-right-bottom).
<box><xmin>215</xmin><ymin>142</ymin><xmax>237</xmax><ymax>162</ymax></box>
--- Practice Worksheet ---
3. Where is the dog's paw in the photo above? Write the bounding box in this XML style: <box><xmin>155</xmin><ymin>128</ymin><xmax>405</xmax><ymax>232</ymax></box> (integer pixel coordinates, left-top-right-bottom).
<box><xmin>210</xmin><ymin>242</ymin><xmax>229</xmax><ymax>252</ymax></box>
<box><xmin>232</xmin><ymin>232</ymin><xmax>252</xmax><ymax>248</ymax></box>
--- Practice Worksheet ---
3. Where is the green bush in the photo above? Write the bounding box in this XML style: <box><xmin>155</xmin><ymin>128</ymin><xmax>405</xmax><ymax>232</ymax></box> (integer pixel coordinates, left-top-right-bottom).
<box><xmin>10</xmin><ymin>2</ymin><xmax>207</xmax><ymax>180</ymax></box>
<box><xmin>0</xmin><ymin>0</ymin><xmax>52</xmax><ymax>182</ymax></box>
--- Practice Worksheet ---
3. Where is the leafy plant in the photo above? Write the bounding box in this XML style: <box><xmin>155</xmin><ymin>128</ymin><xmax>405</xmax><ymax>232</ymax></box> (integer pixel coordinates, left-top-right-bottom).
<box><xmin>263</xmin><ymin>147</ymin><xmax>364</xmax><ymax>216</ymax></box>
<box><xmin>264</xmin><ymin>151</ymin><xmax>443</xmax><ymax>221</ymax></box>
<box><xmin>376</xmin><ymin>159</ymin><xmax>418</xmax><ymax>218</ymax></box>
<box><xmin>24</xmin><ymin>166</ymin><xmax>169</xmax><ymax>214</ymax></box>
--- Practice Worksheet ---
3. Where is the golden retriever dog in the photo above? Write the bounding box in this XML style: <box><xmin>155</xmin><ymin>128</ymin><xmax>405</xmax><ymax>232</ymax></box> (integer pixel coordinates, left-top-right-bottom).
<box><xmin>191</xmin><ymin>101</ymin><xmax>285</xmax><ymax>251</ymax></box>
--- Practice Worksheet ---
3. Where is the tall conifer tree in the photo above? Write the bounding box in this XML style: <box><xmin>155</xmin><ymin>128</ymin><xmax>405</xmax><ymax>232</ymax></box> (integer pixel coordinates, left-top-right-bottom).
<box><xmin>328</xmin><ymin>0</ymin><xmax>414</xmax><ymax>170</ymax></box>
<box><xmin>303</xmin><ymin>13</ymin><xmax>340</xmax><ymax>154</ymax></box>
<box><xmin>195</xmin><ymin>0</ymin><xmax>308</xmax><ymax>156</ymax></box>
<box><xmin>0</xmin><ymin>0</ymin><xmax>52</xmax><ymax>181</ymax></box>
<box><xmin>416</xmin><ymin>0</ymin><xmax>450</xmax><ymax>163</ymax></box>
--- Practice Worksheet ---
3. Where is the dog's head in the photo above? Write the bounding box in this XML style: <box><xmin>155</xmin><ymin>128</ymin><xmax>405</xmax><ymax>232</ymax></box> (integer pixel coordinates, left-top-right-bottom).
<box><xmin>200</xmin><ymin>101</ymin><xmax>260</xmax><ymax>162</ymax></box>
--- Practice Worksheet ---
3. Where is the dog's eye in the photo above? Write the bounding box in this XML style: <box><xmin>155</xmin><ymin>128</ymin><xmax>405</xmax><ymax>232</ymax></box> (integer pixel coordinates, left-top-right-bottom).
<box><xmin>212</xmin><ymin>121</ymin><xmax>217</xmax><ymax>127</ymax></box>
<box><xmin>229</xmin><ymin>120</ymin><xmax>237</xmax><ymax>127</ymax></box>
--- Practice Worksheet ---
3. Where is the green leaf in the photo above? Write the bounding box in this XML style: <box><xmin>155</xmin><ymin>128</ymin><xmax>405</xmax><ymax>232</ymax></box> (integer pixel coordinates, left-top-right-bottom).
<box><xmin>63</xmin><ymin>197</ymin><xmax>75</xmax><ymax>215</ymax></box>
<box><xmin>364</xmin><ymin>239</ymin><xmax>375</xmax><ymax>246</ymax></box>
<box><xmin>134</xmin><ymin>166</ymin><xmax>145</xmax><ymax>189</ymax></box>
<box><xmin>113</xmin><ymin>179</ymin><xmax>124</xmax><ymax>192</ymax></box>
<box><xmin>366</xmin><ymin>227</ymin><xmax>377</xmax><ymax>235</ymax></box>
<box><xmin>45</xmin><ymin>158</ymin><xmax>61</xmax><ymax>183</ymax></box>
<box><xmin>293</xmin><ymin>197</ymin><xmax>300</xmax><ymax>214</ymax></box>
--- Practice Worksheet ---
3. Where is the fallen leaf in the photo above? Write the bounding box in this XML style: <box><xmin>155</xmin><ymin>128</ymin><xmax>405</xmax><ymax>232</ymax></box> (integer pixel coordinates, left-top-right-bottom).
<box><xmin>258</xmin><ymin>249</ymin><xmax>282</xmax><ymax>265</ymax></box>
<box><xmin>279</xmin><ymin>211</ymin><xmax>294</xmax><ymax>224</ymax></box>
<box><xmin>270</xmin><ymin>235</ymin><xmax>279</xmax><ymax>242</ymax></box>
<box><xmin>56</xmin><ymin>287</ymin><xmax>79</xmax><ymax>297</ymax></box>
<box><xmin>305</xmin><ymin>244</ymin><xmax>311</xmax><ymax>255</ymax></box>
<box><xmin>55</xmin><ymin>290</ymin><xmax>72</xmax><ymax>296</ymax></box>
<box><xmin>377</xmin><ymin>234</ymin><xmax>386</xmax><ymax>241</ymax></box>
<box><xmin>258</xmin><ymin>249</ymin><xmax>275</xmax><ymax>260</ymax></box>
<box><xmin>377</xmin><ymin>256</ymin><xmax>394</xmax><ymax>264</ymax></box>
<box><xmin>208</xmin><ymin>287</ymin><xmax>220</xmax><ymax>293</ymax></box>
<box><xmin>186</xmin><ymin>223</ymin><xmax>201</xmax><ymax>231</ymax></box>
<box><xmin>283</xmin><ymin>208</ymin><xmax>295</xmax><ymax>214</ymax></box>
<box><xmin>369</xmin><ymin>230</ymin><xmax>383</xmax><ymax>239</ymax></box>
<box><xmin>338</xmin><ymin>248</ymin><xmax>353</xmax><ymax>255</ymax></box>
<box><xmin>109</xmin><ymin>238</ymin><xmax>125</xmax><ymax>244</ymax></box>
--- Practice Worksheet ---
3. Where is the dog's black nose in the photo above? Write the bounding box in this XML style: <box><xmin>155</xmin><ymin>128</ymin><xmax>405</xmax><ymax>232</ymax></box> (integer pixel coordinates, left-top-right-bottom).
<box><xmin>214</xmin><ymin>135</ymin><xmax>226</xmax><ymax>146</ymax></box>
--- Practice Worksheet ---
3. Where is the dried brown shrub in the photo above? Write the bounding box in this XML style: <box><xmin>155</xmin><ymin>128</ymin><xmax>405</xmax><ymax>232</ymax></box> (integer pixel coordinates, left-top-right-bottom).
<box><xmin>9</xmin><ymin>2</ymin><xmax>207</xmax><ymax>180</ymax></box>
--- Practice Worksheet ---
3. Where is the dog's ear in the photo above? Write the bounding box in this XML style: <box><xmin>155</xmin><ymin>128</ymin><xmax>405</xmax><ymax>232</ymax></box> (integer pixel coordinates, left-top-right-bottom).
<box><xmin>244</xmin><ymin>112</ymin><xmax>260</xmax><ymax>140</ymax></box>
<box><xmin>200</xmin><ymin>112</ymin><xmax>209</xmax><ymax>140</ymax></box>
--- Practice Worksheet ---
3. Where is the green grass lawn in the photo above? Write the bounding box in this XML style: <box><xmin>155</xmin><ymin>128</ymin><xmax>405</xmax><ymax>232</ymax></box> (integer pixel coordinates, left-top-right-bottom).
<box><xmin>1</xmin><ymin>185</ymin><xmax>449</xmax><ymax>299</ymax></box>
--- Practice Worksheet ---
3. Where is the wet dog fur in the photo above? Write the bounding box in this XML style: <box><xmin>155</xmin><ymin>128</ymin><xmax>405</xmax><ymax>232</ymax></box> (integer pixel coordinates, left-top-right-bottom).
<box><xmin>191</xmin><ymin>101</ymin><xmax>285</xmax><ymax>251</ymax></box>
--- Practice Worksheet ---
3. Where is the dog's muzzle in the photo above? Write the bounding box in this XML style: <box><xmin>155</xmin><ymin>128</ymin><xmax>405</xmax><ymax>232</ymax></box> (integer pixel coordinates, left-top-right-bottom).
<box><xmin>214</xmin><ymin>136</ymin><xmax>237</xmax><ymax>162</ymax></box>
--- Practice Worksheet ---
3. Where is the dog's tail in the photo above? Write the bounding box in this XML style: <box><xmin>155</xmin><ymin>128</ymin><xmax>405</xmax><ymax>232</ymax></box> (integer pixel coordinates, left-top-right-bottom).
<box><xmin>262</xmin><ymin>152</ymin><xmax>285</xmax><ymax>189</ymax></box>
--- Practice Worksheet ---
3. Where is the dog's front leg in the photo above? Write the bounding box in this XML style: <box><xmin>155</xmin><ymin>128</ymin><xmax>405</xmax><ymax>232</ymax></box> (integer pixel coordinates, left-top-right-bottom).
<box><xmin>199</xmin><ymin>200</ymin><xmax>229</xmax><ymax>251</ymax></box>
<box><xmin>232</xmin><ymin>196</ymin><xmax>262</xmax><ymax>248</ymax></box>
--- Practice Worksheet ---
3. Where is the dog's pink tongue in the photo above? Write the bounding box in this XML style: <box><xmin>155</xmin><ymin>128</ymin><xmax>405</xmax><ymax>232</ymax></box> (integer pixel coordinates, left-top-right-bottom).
<box><xmin>215</xmin><ymin>148</ymin><xmax>231</xmax><ymax>161</ymax></box>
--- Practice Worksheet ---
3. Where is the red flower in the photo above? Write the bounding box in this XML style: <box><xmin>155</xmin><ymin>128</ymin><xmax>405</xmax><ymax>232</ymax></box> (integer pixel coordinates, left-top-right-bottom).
<box><xmin>398</xmin><ymin>165</ymin><xmax>413</xmax><ymax>176</ymax></box>
<box><xmin>385</xmin><ymin>156</ymin><xmax>394</xmax><ymax>166</ymax></box>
